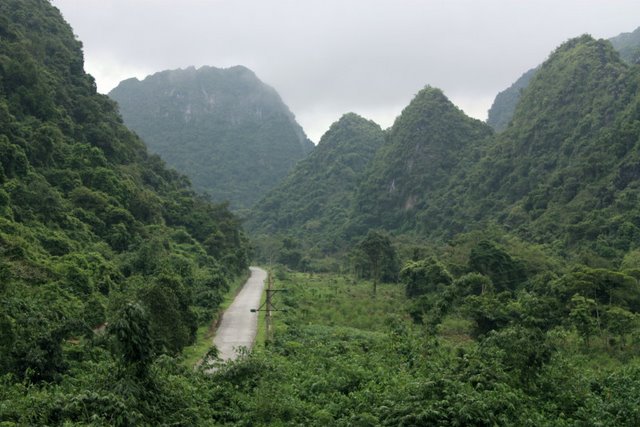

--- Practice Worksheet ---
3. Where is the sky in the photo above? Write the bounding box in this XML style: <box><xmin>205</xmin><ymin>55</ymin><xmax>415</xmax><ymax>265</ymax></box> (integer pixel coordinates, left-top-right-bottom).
<box><xmin>52</xmin><ymin>0</ymin><xmax>640</xmax><ymax>143</ymax></box>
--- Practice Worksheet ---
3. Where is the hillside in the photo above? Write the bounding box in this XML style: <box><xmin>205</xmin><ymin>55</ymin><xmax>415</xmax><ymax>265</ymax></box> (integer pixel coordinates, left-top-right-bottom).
<box><xmin>463</xmin><ymin>35</ymin><xmax>640</xmax><ymax>263</ymax></box>
<box><xmin>353</xmin><ymin>35</ymin><xmax>640</xmax><ymax>265</ymax></box>
<box><xmin>0</xmin><ymin>0</ymin><xmax>249</xmax><ymax>423</ymax></box>
<box><xmin>610</xmin><ymin>25</ymin><xmax>640</xmax><ymax>64</ymax></box>
<box><xmin>487</xmin><ymin>27</ymin><xmax>640</xmax><ymax>131</ymax></box>
<box><xmin>250</xmin><ymin>35</ymin><xmax>640</xmax><ymax>269</ymax></box>
<box><xmin>486</xmin><ymin>67</ymin><xmax>537</xmax><ymax>132</ymax></box>
<box><xmin>248</xmin><ymin>113</ymin><xmax>385</xmax><ymax>255</ymax></box>
<box><xmin>109</xmin><ymin>65</ymin><xmax>314</xmax><ymax>209</ymax></box>
<box><xmin>350</xmin><ymin>87</ymin><xmax>493</xmax><ymax>235</ymax></box>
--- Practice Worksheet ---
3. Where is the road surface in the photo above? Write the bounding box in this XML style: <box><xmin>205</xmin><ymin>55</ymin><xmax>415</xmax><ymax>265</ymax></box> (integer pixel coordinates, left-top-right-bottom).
<box><xmin>212</xmin><ymin>266</ymin><xmax>267</xmax><ymax>363</ymax></box>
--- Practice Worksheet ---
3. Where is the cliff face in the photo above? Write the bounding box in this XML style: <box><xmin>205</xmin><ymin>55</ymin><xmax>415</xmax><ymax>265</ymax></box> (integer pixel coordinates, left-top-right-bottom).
<box><xmin>110</xmin><ymin>65</ymin><xmax>313</xmax><ymax>209</ymax></box>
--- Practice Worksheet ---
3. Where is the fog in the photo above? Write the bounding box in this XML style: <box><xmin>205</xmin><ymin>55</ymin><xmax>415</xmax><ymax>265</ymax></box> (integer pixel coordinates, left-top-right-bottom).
<box><xmin>52</xmin><ymin>0</ymin><xmax>640</xmax><ymax>141</ymax></box>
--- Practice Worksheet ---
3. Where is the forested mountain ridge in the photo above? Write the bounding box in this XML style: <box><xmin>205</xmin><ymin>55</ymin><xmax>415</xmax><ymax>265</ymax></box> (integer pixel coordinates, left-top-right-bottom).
<box><xmin>353</xmin><ymin>35</ymin><xmax>640</xmax><ymax>264</ymax></box>
<box><xmin>109</xmin><ymin>65</ymin><xmax>314</xmax><ymax>210</ymax></box>
<box><xmin>250</xmin><ymin>35</ymin><xmax>640</xmax><ymax>270</ymax></box>
<box><xmin>487</xmin><ymin>27</ymin><xmax>640</xmax><ymax>131</ymax></box>
<box><xmin>486</xmin><ymin>67</ymin><xmax>538</xmax><ymax>132</ymax></box>
<box><xmin>0</xmin><ymin>0</ymin><xmax>249</xmax><ymax>422</ymax></box>
<box><xmin>458</xmin><ymin>35</ymin><xmax>640</xmax><ymax>263</ymax></box>
<box><xmin>350</xmin><ymin>87</ymin><xmax>493</xmax><ymax>235</ymax></box>
<box><xmin>248</xmin><ymin>113</ymin><xmax>385</xmax><ymax>256</ymax></box>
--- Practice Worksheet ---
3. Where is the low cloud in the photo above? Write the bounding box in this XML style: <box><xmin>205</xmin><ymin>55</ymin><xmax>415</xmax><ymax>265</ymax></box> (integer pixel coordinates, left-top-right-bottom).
<box><xmin>53</xmin><ymin>0</ymin><xmax>640</xmax><ymax>141</ymax></box>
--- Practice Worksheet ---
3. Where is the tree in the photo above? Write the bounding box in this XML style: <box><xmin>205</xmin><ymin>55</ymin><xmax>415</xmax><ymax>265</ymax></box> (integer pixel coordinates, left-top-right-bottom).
<box><xmin>469</xmin><ymin>240</ymin><xmax>526</xmax><ymax>292</ymax></box>
<box><xmin>569</xmin><ymin>294</ymin><xmax>598</xmax><ymax>346</ymax></box>
<box><xmin>454</xmin><ymin>272</ymin><xmax>493</xmax><ymax>297</ymax></box>
<box><xmin>401</xmin><ymin>257</ymin><xmax>453</xmax><ymax>298</ymax></box>
<box><xmin>604</xmin><ymin>306</ymin><xmax>638</xmax><ymax>349</ymax></box>
<box><xmin>109</xmin><ymin>303</ymin><xmax>154</xmax><ymax>379</ymax></box>
<box><xmin>355</xmin><ymin>230</ymin><xmax>398</xmax><ymax>295</ymax></box>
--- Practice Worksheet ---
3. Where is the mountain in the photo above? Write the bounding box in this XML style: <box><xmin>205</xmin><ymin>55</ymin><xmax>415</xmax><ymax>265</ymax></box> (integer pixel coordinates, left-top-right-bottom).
<box><xmin>487</xmin><ymin>27</ymin><xmax>640</xmax><ymax>132</ymax></box>
<box><xmin>247</xmin><ymin>113</ymin><xmax>385</xmax><ymax>254</ymax></box>
<box><xmin>251</xmin><ymin>35</ymin><xmax>640</xmax><ymax>268</ymax></box>
<box><xmin>486</xmin><ymin>67</ymin><xmax>538</xmax><ymax>132</ymax></box>
<box><xmin>0</xmin><ymin>0</ymin><xmax>248</xmax><ymax>418</ymax></box>
<box><xmin>109</xmin><ymin>66</ymin><xmax>314</xmax><ymax>209</ymax></box>
<box><xmin>351</xmin><ymin>87</ymin><xmax>493</xmax><ymax>235</ymax></box>
<box><xmin>610</xmin><ymin>26</ymin><xmax>640</xmax><ymax>64</ymax></box>
<box><xmin>479</xmin><ymin>35</ymin><xmax>640</xmax><ymax>261</ymax></box>
<box><xmin>410</xmin><ymin>35</ymin><xmax>640</xmax><ymax>264</ymax></box>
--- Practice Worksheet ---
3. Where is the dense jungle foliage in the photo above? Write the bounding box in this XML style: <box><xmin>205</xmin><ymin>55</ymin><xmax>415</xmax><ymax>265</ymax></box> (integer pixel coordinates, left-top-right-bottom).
<box><xmin>26</xmin><ymin>266</ymin><xmax>633</xmax><ymax>426</ymax></box>
<box><xmin>4</xmin><ymin>1</ymin><xmax>640</xmax><ymax>425</ymax></box>
<box><xmin>0</xmin><ymin>0</ymin><xmax>249</xmax><ymax>421</ymax></box>
<box><xmin>248</xmin><ymin>113</ymin><xmax>385</xmax><ymax>257</ymax></box>
<box><xmin>250</xmin><ymin>34</ymin><xmax>640</xmax><ymax>272</ymax></box>
<box><xmin>109</xmin><ymin>65</ymin><xmax>313</xmax><ymax>210</ymax></box>
<box><xmin>487</xmin><ymin>26</ymin><xmax>640</xmax><ymax>132</ymax></box>
<box><xmin>213</xmin><ymin>268</ymin><xmax>640</xmax><ymax>426</ymax></box>
<box><xmin>486</xmin><ymin>67</ymin><xmax>537</xmax><ymax>132</ymax></box>
<box><xmin>350</xmin><ymin>87</ymin><xmax>494</xmax><ymax>235</ymax></box>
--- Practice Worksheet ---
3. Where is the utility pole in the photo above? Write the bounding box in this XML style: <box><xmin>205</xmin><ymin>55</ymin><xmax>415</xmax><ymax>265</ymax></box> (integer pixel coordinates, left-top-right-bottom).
<box><xmin>251</xmin><ymin>271</ymin><xmax>287</xmax><ymax>342</ymax></box>
<box><xmin>265</xmin><ymin>272</ymin><xmax>272</xmax><ymax>337</ymax></box>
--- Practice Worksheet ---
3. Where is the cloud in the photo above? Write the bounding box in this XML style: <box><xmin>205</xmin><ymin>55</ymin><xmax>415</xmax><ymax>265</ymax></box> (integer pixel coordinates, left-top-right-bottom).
<box><xmin>53</xmin><ymin>0</ymin><xmax>640</xmax><ymax>141</ymax></box>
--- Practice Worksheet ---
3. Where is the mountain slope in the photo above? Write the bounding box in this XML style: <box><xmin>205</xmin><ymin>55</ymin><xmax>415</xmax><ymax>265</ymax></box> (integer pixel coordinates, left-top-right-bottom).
<box><xmin>486</xmin><ymin>67</ymin><xmax>538</xmax><ymax>132</ymax></box>
<box><xmin>487</xmin><ymin>27</ymin><xmax>640</xmax><ymax>131</ymax></box>
<box><xmin>0</xmin><ymin>0</ymin><xmax>248</xmax><ymax>390</ymax></box>
<box><xmin>610</xmin><ymin>26</ymin><xmax>640</xmax><ymax>64</ymax></box>
<box><xmin>251</xmin><ymin>35</ymin><xmax>640</xmax><ymax>267</ymax></box>
<box><xmin>446</xmin><ymin>35</ymin><xmax>640</xmax><ymax>262</ymax></box>
<box><xmin>248</xmin><ymin>113</ymin><xmax>385</xmax><ymax>252</ymax></box>
<box><xmin>109</xmin><ymin>66</ymin><xmax>313</xmax><ymax>209</ymax></box>
<box><xmin>351</xmin><ymin>87</ymin><xmax>493</xmax><ymax>235</ymax></box>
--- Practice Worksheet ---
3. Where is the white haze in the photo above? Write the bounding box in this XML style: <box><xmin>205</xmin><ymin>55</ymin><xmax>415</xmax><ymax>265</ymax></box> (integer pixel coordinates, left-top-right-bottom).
<box><xmin>52</xmin><ymin>0</ymin><xmax>640</xmax><ymax>142</ymax></box>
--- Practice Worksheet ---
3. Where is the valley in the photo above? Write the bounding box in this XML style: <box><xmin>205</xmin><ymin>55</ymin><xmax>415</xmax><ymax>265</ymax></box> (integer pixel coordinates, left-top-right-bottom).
<box><xmin>2</xmin><ymin>0</ymin><xmax>640</xmax><ymax>425</ymax></box>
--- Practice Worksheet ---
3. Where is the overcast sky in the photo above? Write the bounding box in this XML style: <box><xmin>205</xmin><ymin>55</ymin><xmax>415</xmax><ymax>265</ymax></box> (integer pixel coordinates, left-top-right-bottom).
<box><xmin>52</xmin><ymin>0</ymin><xmax>640</xmax><ymax>142</ymax></box>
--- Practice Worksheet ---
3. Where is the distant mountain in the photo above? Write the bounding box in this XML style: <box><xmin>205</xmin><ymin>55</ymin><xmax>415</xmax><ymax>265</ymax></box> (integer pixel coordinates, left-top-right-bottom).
<box><xmin>351</xmin><ymin>87</ymin><xmax>493</xmax><ymax>235</ymax></box>
<box><xmin>251</xmin><ymin>35</ymin><xmax>640</xmax><ymax>266</ymax></box>
<box><xmin>109</xmin><ymin>66</ymin><xmax>313</xmax><ymax>209</ymax></box>
<box><xmin>610</xmin><ymin>26</ymin><xmax>640</xmax><ymax>64</ymax></box>
<box><xmin>419</xmin><ymin>35</ymin><xmax>640</xmax><ymax>262</ymax></box>
<box><xmin>487</xmin><ymin>26</ymin><xmax>640</xmax><ymax>132</ymax></box>
<box><xmin>247</xmin><ymin>113</ymin><xmax>385</xmax><ymax>252</ymax></box>
<box><xmin>486</xmin><ymin>67</ymin><xmax>538</xmax><ymax>132</ymax></box>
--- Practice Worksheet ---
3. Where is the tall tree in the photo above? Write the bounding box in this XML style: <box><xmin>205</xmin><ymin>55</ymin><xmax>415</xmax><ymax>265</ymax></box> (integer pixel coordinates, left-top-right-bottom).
<box><xmin>356</xmin><ymin>230</ymin><xmax>398</xmax><ymax>295</ymax></box>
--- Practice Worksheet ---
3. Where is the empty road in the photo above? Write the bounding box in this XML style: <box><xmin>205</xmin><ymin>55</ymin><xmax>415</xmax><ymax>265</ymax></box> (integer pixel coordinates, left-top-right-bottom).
<box><xmin>212</xmin><ymin>266</ymin><xmax>267</xmax><ymax>363</ymax></box>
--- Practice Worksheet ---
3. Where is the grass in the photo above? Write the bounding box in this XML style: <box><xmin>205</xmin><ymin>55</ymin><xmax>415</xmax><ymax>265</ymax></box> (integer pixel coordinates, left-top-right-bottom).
<box><xmin>253</xmin><ymin>270</ymin><xmax>269</xmax><ymax>348</ymax></box>
<box><xmin>269</xmin><ymin>270</ymin><xmax>409</xmax><ymax>334</ymax></box>
<box><xmin>181</xmin><ymin>269</ymin><xmax>251</xmax><ymax>368</ymax></box>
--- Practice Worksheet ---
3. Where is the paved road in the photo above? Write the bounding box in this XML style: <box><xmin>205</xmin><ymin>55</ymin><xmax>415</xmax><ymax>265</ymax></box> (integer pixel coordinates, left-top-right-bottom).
<box><xmin>212</xmin><ymin>266</ymin><xmax>267</xmax><ymax>363</ymax></box>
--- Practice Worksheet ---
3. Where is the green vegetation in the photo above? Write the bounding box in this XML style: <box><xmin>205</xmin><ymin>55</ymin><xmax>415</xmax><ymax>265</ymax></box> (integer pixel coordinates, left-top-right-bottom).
<box><xmin>148</xmin><ymin>269</ymin><xmax>640</xmax><ymax>425</ymax></box>
<box><xmin>351</xmin><ymin>86</ymin><xmax>493</xmax><ymax>234</ymax></box>
<box><xmin>248</xmin><ymin>113</ymin><xmax>385</xmax><ymax>256</ymax></box>
<box><xmin>0</xmin><ymin>0</ymin><xmax>249</xmax><ymax>423</ymax></box>
<box><xmin>486</xmin><ymin>66</ymin><xmax>537</xmax><ymax>132</ymax></box>
<box><xmin>4</xmin><ymin>1</ymin><xmax>640</xmax><ymax>424</ymax></box>
<box><xmin>109</xmin><ymin>65</ymin><xmax>313</xmax><ymax>210</ymax></box>
<box><xmin>487</xmin><ymin>26</ymin><xmax>640</xmax><ymax>132</ymax></box>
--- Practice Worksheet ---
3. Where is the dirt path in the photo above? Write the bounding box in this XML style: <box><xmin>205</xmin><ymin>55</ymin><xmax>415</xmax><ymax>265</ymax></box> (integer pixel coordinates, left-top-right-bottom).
<box><xmin>212</xmin><ymin>266</ymin><xmax>267</xmax><ymax>363</ymax></box>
